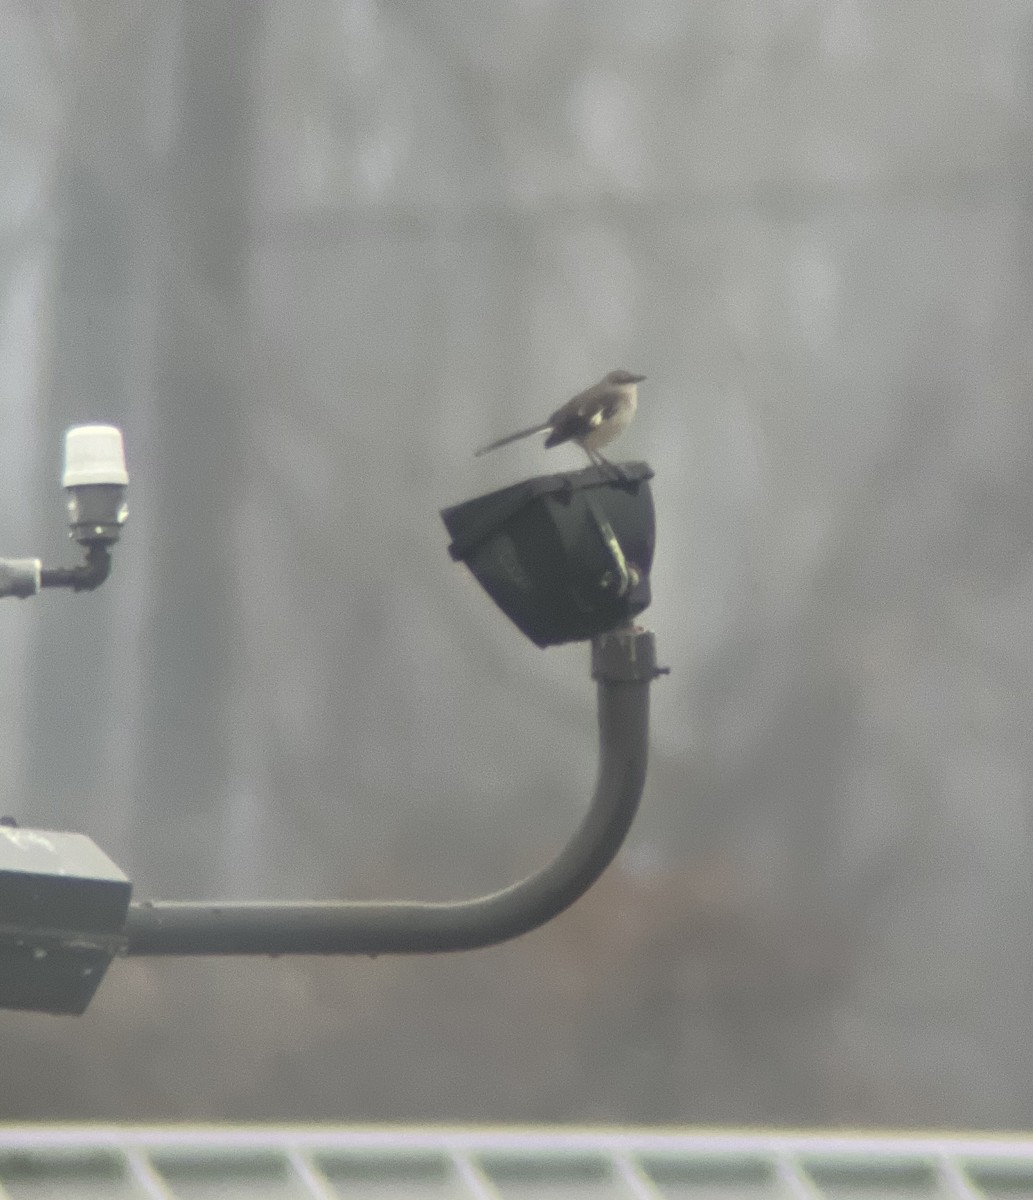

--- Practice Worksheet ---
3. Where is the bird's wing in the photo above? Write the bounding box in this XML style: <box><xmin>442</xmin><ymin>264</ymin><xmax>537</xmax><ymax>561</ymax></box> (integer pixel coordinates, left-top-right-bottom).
<box><xmin>543</xmin><ymin>387</ymin><xmax>619</xmax><ymax>448</ymax></box>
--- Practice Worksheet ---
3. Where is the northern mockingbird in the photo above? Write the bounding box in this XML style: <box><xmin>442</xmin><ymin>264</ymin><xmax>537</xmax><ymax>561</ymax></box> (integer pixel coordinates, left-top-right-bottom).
<box><xmin>475</xmin><ymin>369</ymin><xmax>646</xmax><ymax>473</ymax></box>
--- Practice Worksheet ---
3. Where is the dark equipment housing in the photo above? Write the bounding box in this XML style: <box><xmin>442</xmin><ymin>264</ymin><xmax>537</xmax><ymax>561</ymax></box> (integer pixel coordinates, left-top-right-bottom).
<box><xmin>0</xmin><ymin>827</ymin><xmax>130</xmax><ymax>1014</ymax></box>
<box><xmin>442</xmin><ymin>462</ymin><xmax>655</xmax><ymax>647</ymax></box>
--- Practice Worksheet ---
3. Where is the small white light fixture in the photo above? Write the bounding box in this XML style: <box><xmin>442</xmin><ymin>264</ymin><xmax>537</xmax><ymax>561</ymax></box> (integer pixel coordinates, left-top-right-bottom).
<box><xmin>62</xmin><ymin>424</ymin><xmax>129</xmax><ymax>545</ymax></box>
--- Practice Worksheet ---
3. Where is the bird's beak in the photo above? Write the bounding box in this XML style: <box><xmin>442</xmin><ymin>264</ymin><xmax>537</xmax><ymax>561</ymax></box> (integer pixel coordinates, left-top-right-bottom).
<box><xmin>629</xmin><ymin>374</ymin><xmax>647</xmax><ymax>383</ymax></box>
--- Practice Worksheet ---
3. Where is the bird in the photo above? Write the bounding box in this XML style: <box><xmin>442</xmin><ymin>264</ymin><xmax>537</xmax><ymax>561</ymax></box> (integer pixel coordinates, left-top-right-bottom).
<box><xmin>475</xmin><ymin>369</ymin><xmax>646</xmax><ymax>474</ymax></box>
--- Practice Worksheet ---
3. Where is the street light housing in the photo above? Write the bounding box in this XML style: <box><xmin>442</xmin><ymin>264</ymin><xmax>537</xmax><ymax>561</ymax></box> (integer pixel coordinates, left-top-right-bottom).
<box><xmin>442</xmin><ymin>462</ymin><xmax>655</xmax><ymax>647</ymax></box>
<box><xmin>0</xmin><ymin>826</ymin><xmax>131</xmax><ymax>1015</ymax></box>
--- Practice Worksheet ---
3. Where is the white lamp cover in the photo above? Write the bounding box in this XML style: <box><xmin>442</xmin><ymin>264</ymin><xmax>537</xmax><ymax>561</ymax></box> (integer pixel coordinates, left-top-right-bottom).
<box><xmin>62</xmin><ymin>425</ymin><xmax>129</xmax><ymax>487</ymax></box>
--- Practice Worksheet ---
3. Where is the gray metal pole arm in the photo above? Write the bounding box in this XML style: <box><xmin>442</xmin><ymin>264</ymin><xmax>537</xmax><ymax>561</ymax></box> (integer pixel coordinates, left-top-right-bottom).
<box><xmin>124</xmin><ymin>626</ymin><xmax>662</xmax><ymax>956</ymax></box>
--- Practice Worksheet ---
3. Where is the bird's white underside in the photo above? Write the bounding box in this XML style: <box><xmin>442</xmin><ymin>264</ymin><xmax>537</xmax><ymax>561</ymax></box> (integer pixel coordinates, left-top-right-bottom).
<box><xmin>577</xmin><ymin>389</ymin><xmax>638</xmax><ymax>451</ymax></box>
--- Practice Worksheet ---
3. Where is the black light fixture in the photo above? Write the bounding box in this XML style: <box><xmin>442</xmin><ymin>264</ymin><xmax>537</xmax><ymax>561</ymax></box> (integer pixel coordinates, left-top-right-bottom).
<box><xmin>0</xmin><ymin>824</ymin><xmax>130</xmax><ymax>1014</ymax></box>
<box><xmin>441</xmin><ymin>462</ymin><xmax>655</xmax><ymax>646</ymax></box>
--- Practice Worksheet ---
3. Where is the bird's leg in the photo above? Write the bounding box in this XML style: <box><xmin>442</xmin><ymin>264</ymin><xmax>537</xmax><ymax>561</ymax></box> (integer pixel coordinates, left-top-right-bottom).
<box><xmin>580</xmin><ymin>444</ymin><xmax>631</xmax><ymax>485</ymax></box>
<box><xmin>583</xmin><ymin>446</ymin><xmax>609</xmax><ymax>473</ymax></box>
<box><xmin>594</xmin><ymin>450</ymin><xmax>631</xmax><ymax>485</ymax></box>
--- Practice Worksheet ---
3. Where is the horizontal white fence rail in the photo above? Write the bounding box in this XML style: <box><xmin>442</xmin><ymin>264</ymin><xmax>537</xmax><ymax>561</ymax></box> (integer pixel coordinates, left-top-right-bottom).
<box><xmin>0</xmin><ymin>1127</ymin><xmax>1030</xmax><ymax>1199</ymax></box>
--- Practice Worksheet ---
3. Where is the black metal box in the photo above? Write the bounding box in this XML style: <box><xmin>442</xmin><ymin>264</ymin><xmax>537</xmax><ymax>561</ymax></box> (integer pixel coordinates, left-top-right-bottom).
<box><xmin>0</xmin><ymin>827</ymin><xmax>131</xmax><ymax>1014</ymax></box>
<box><xmin>442</xmin><ymin>463</ymin><xmax>655</xmax><ymax>647</ymax></box>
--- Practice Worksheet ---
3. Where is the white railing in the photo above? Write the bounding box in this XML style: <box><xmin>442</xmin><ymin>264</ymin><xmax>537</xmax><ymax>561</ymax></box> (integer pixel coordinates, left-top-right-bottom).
<box><xmin>0</xmin><ymin>1126</ymin><xmax>1028</xmax><ymax>1199</ymax></box>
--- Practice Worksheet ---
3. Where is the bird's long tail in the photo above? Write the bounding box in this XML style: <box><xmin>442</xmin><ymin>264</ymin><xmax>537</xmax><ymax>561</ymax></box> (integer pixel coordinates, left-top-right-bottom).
<box><xmin>474</xmin><ymin>422</ymin><xmax>551</xmax><ymax>456</ymax></box>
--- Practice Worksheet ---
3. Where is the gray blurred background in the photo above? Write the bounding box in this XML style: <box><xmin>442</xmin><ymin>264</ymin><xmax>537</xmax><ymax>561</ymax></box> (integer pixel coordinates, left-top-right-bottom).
<box><xmin>1</xmin><ymin>0</ymin><xmax>1031</xmax><ymax>1126</ymax></box>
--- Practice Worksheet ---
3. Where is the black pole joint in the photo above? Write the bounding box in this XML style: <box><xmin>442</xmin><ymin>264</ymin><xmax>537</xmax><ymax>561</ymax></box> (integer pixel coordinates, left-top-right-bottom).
<box><xmin>39</xmin><ymin>543</ymin><xmax>113</xmax><ymax>593</ymax></box>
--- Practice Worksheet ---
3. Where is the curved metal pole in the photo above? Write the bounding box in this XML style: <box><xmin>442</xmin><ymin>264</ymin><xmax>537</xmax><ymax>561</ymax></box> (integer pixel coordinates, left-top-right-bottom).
<box><xmin>124</xmin><ymin>627</ymin><xmax>661</xmax><ymax>956</ymax></box>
